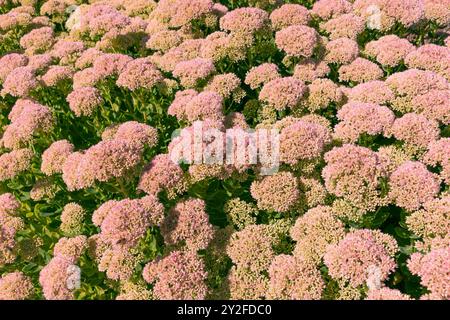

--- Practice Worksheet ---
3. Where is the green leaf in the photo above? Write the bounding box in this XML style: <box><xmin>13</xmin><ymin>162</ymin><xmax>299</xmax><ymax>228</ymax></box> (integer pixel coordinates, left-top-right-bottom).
<box><xmin>395</xmin><ymin>227</ymin><xmax>411</xmax><ymax>239</ymax></box>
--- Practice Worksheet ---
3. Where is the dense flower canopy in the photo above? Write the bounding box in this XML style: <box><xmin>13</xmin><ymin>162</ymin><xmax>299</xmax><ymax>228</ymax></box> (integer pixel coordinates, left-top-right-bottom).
<box><xmin>0</xmin><ymin>0</ymin><xmax>449</xmax><ymax>301</ymax></box>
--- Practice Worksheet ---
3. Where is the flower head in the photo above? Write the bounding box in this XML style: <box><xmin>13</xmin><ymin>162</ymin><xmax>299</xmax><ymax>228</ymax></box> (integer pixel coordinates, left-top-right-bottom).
<box><xmin>161</xmin><ymin>198</ymin><xmax>214</xmax><ymax>251</ymax></box>
<box><xmin>324</xmin><ymin>229</ymin><xmax>398</xmax><ymax>287</ymax></box>
<box><xmin>339</xmin><ymin>58</ymin><xmax>384</xmax><ymax>83</ymax></box>
<box><xmin>259</xmin><ymin>77</ymin><xmax>306</xmax><ymax>111</ymax></box>
<box><xmin>60</xmin><ymin>203</ymin><xmax>86</xmax><ymax>236</ymax></box>
<box><xmin>268</xmin><ymin>254</ymin><xmax>324</xmax><ymax>300</ymax></box>
<box><xmin>116</xmin><ymin>58</ymin><xmax>164</xmax><ymax>90</ymax></box>
<box><xmin>1</xmin><ymin>67</ymin><xmax>38</xmax><ymax>97</ymax></box>
<box><xmin>365</xmin><ymin>35</ymin><xmax>415</xmax><ymax>67</ymax></box>
<box><xmin>173</xmin><ymin>58</ymin><xmax>215</xmax><ymax>88</ymax></box>
<box><xmin>408</xmin><ymin>247</ymin><xmax>449</xmax><ymax>299</ymax></box>
<box><xmin>0</xmin><ymin>53</ymin><xmax>28</xmax><ymax>83</ymax></box>
<box><xmin>325</xmin><ymin>38</ymin><xmax>359</xmax><ymax>64</ymax></box>
<box><xmin>291</xmin><ymin>206</ymin><xmax>346</xmax><ymax>264</ymax></box>
<box><xmin>388</xmin><ymin>161</ymin><xmax>440</xmax><ymax>211</ymax></box>
<box><xmin>275</xmin><ymin>25</ymin><xmax>318</xmax><ymax>58</ymax></box>
<box><xmin>219</xmin><ymin>7</ymin><xmax>268</xmax><ymax>34</ymax></box>
<box><xmin>143</xmin><ymin>250</ymin><xmax>208</xmax><ymax>300</ymax></box>
<box><xmin>0</xmin><ymin>272</ymin><xmax>34</xmax><ymax>300</ymax></box>
<box><xmin>66</xmin><ymin>87</ymin><xmax>103</xmax><ymax>117</ymax></box>
<box><xmin>270</xmin><ymin>4</ymin><xmax>310</xmax><ymax>29</ymax></box>
<box><xmin>334</xmin><ymin>102</ymin><xmax>395</xmax><ymax>143</ymax></box>
<box><xmin>41</xmin><ymin>140</ymin><xmax>74</xmax><ymax>175</ymax></box>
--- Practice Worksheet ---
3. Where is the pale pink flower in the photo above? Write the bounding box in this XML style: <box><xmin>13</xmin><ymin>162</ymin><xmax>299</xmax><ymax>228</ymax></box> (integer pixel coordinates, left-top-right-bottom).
<box><xmin>322</xmin><ymin>144</ymin><xmax>388</xmax><ymax>211</ymax></box>
<box><xmin>137</xmin><ymin>154</ymin><xmax>184</xmax><ymax>196</ymax></box>
<box><xmin>75</xmin><ymin>48</ymin><xmax>103</xmax><ymax>70</ymax></box>
<box><xmin>2</xmin><ymin>102</ymin><xmax>53</xmax><ymax>150</ymax></box>
<box><xmin>150</xmin><ymin>0</ymin><xmax>213</xmax><ymax>28</ymax></box>
<box><xmin>0</xmin><ymin>11</ymin><xmax>33</xmax><ymax>31</ymax></box>
<box><xmin>268</xmin><ymin>254</ymin><xmax>324</xmax><ymax>300</ymax></box>
<box><xmin>153</xmin><ymin>39</ymin><xmax>205</xmax><ymax>72</ymax></box>
<box><xmin>411</xmin><ymin>90</ymin><xmax>450</xmax><ymax>124</ymax></box>
<box><xmin>51</xmin><ymin>39</ymin><xmax>85</xmax><ymax>65</ymax></box>
<box><xmin>405</xmin><ymin>44</ymin><xmax>450</xmax><ymax>80</ymax></box>
<box><xmin>92</xmin><ymin>53</ymin><xmax>133</xmax><ymax>78</ymax></box>
<box><xmin>244</xmin><ymin>63</ymin><xmax>280</xmax><ymax>89</ymax></box>
<box><xmin>280</xmin><ymin>120</ymin><xmax>331</xmax><ymax>165</ymax></box>
<box><xmin>199</xmin><ymin>31</ymin><xmax>251</xmax><ymax>63</ymax></box>
<box><xmin>41</xmin><ymin>140</ymin><xmax>74</xmax><ymax>175</ymax></box>
<box><xmin>228</xmin><ymin>266</ymin><xmax>268</xmax><ymax>300</ymax></box>
<box><xmin>321</xmin><ymin>14</ymin><xmax>365</xmax><ymax>40</ymax></box>
<box><xmin>225</xmin><ymin>112</ymin><xmax>248</xmax><ymax>129</ymax></box>
<box><xmin>112</xmin><ymin>121</ymin><xmax>158</xmax><ymax>148</ymax></box>
<box><xmin>39</xmin><ymin>256</ymin><xmax>77</xmax><ymax>300</ymax></box>
<box><xmin>423</xmin><ymin>138</ymin><xmax>450</xmax><ymax>184</ymax></box>
<box><xmin>383</xmin><ymin>0</ymin><xmax>425</xmax><ymax>27</ymax></box>
<box><xmin>161</xmin><ymin>198</ymin><xmax>214</xmax><ymax>251</ymax></box>
<box><xmin>389</xmin><ymin>161</ymin><xmax>440</xmax><ymax>211</ymax></box>
<box><xmin>424</xmin><ymin>0</ymin><xmax>450</xmax><ymax>25</ymax></box>
<box><xmin>1</xmin><ymin>67</ymin><xmax>38</xmax><ymax>97</ymax></box>
<box><xmin>184</xmin><ymin>91</ymin><xmax>223</xmax><ymax>122</ymax></box>
<box><xmin>334</xmin><ymin>102</ymin><xmax>395</xmax><ymax>143</ymax></box>
<box><xmin>0</xmin><ymin>193</ymin><xmax>20</xmax><ymax>216</ymax></box>
<box><xmin>346</xmin><ymin>80</ymin><xmax>394</xmax><ymax>105</ymax></box>
<box><xmin>204</xmin><ymin>73</ymin><xmax>242</xmax><ymax>100</ymax></box>
<box><xmin>116</xmin><ymin>281</ymin><xmax>152</xmax><ymax>301</ymax></box>
<box><xmin>19</xmin><ymin>26</ymin><xmax>55</xmax><ymax>54</ymax></box>
<box><xmin>269</xmin><ymin>4</ymin><xmax>310</xmax><ymax>29</ymax></box>
<box><xmin>41</xmin><ymin>65</ymin><xmax>73</xmax><ymax>87</ymax></box>
<box><xmin>366</xmin><ymin>288</ymin><xmax>412</xmax><ymax>300</ymax></box>
<box><xmin>388</xmin><ymin>113</ymin><xmax>439</xmax><ymax>148</ymax></box>
<box><xmin>259</xmin><ymin>77</ymin><xmax>306</xmax><ymax>111</ymax></box>
<box><xmin>324</xmin><ymin>229</ymin><xmax>398</xmax><ymax>287</ymax></box>
<box><xmin>0</xmin><ymin>53</ymin><xmax>28</xmax><ymax>83</ymax></box>
<box><xmin>303</xmin><ymin>78</ymin><xmax>344</xmax><ymax>112</ymax></box>
<box><xmin>116</xmin><ymin>58</ymin><xmax>164</xmax><ymax>90</ymax></box>
<box><xmin>62</xmin><ymin>139</ymin><xmax>143</xmax><ymax>191</ymax></box>
<box><xmin>311</xmin><ymin>0</ymin><xmax>352</xmax><ymax>20</ymax></box>
<box><xmin>0</xmin><ymin>149</ymin><xmax>33</xmax><ymax>182</ymax></box>
<box><xmin>291</xmin><ymin>206</ymin><xmax>346</xmax><ymax>264</ymax></box>
<box><xmin>338</xmin><ymin>58</ymin><xmax>384</xmax><ymax>83</ymax></box>
<box><xmin>72</xmin><ymin>67</ymin><xmax>102</xmax><ymax>89</ymax></box>
<box><xmin>146</xmin><ymin>29</ymin><xmax>184</xmax><ymax>53</ymax></box>
<box><xmin>386</xmin><ymin>69</ymin><xmax>449</xmax><ymax>98</ymax></box>
<box><xmin>168</xmin><ymin>89</ymin><xmax>198</xmax><ymax>120</ymax></box>
<box><xmin>408</xmin><ymin>247</ymin><xmax>450</xmax><ymax>299</ymax></box>
<box><xmin>143</xmin><ymin>250</ymin><xmax>208</xmax><ymax>300</ymax></box>
<box><xmin>250</xmin><ymin>171</ymin><xmax>299</xmax><ymax>213</ymax></box>
<box><xmin>0</xmin><ymin>272</ymin><xmax>34</xmax><ymax>300</ymax></box>
<box><xmin>227</xmin><ymin>224</ymin><xmax>275</xmax><ymax>272</ymax></box>
<box><xmin>275</xmin><ymin>25</ymin><xmax>318</xmax><ymax>58</ymax></box>
<box><xmin>40</xmin><ymin>0</ymin><xmax>73</xmax><ymax>17</ymax></box>
<box><xmin>98</xmin><ymin>248</ymin><xmax>138</xmax><ymax>281</ymax></box>
<box><xmin>219</xmin><ymin>7</ymin><xmax>269</xmax><ymax>34</ymax></box>
<box><xmin>78</xmin><ymin>4</ymin><xmax>131</xmax><ymax>37</ymax></box>
<box><xmin>407</xmin><ymin>196</ymin><xmax>450</xmax><ymax>242</ymax></box>
<box><xmin>172</xmin><ymin>58</ymin><xmax>215</xmax><ymax>88</ymax></box>
<box><xmin>100</xmin><ymin>197</ymin><xmax>164</xmax><ymax>248</ymax></box>
<box><xmin>365</xmin><ymin>35</ymin><xmax>415</xmax><ymax>67</ymax></box>
<box><xmin>53</xmin><ymin>235</ymin><xmax>87</xmax><ymax>264</ymax></box>
<box><xmin>66</xmin><ymin>87</ymin><xmax>103</xmax><ymax>117</ymax></box>
<box><xmin>293</xmin><ymin>59</ymin><xmax>330</xmax><ymax>83</ymax></box>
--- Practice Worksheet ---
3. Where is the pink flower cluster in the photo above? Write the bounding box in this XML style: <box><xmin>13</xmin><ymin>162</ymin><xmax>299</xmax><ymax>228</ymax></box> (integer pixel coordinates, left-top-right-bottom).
<box><xmin>1</xmin><ymin>0</ymin><xmax>449</xmax><ymax>302</ymax></box>
<box><xmin>324</xmin><ymin>229</ymin><xmax>398</xmax><ymax>287</ymax></box>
